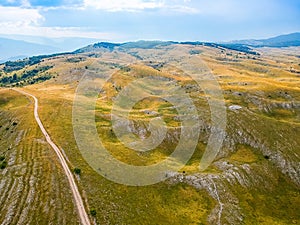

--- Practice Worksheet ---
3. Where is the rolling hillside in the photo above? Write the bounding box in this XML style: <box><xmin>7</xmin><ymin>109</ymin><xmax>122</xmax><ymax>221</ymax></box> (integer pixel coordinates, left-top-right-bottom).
<box><xmin>0</xmin><ymin>41</ymin><xmax>299</xmax><ymax>224</ymax></box>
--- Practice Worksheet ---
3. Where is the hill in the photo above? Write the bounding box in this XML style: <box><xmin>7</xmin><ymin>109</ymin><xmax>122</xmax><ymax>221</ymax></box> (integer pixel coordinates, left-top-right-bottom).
<box><xmin>0</xmin><ymin>41</ymin><xmax>299</xmax><ymax>224</ymax></box>
<box><xmin>1</xmin><ymin>32</ymin><xmax>299</xmax><ymax>64</ymax></box>
<box><xmin>73</xmin><ymin>40</ymin><xmax>177</xmax><ymax>53</ymax></box>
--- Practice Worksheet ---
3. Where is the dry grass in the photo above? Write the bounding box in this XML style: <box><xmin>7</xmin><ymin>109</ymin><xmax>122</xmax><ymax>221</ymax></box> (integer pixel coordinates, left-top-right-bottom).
<box><xmin>1</xmin><ymin>44</ymin><xmax>299</xmax><ymax>224</ymax></box>
<box><xmin>0</xmin><ymin>89</ymin><xmax>79</xmax><ymax>225</ymax></box>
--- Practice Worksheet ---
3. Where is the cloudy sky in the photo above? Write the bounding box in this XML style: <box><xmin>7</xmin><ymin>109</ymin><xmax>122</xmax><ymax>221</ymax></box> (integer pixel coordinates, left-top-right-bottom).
<box><xmin>0</xmin><ymin>0</ymin><xmax>299</xmax><ymax>42</ymax></box>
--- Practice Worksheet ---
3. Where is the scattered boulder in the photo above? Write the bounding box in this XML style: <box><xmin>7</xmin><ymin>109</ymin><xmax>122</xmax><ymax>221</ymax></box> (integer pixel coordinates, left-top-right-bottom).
<box><xmin>229</xmin><ymin>105</ymin><xmax>243</xmax><ymax>111</ymax></box>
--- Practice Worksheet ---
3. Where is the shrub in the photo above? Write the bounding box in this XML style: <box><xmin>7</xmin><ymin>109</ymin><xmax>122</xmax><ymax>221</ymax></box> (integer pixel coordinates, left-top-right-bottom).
<box><xmin>90</xmin><ymin>209</ymin><xmax>97</xmax><ymax>217</ymax></box>
<box><xmin>189</xmin><ymin>49</ymin><xmax>202</xmax><ymax>55</ymax></box>
<box><xmin>0</xmin><ymin>161</ymin><xmax>7</xmax><ymax>169</ymax></box>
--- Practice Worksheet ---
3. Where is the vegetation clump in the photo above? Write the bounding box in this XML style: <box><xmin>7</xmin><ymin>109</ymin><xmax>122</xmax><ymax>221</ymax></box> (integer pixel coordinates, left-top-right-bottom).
<box><xmin>1</xmin><ymin>53</ymin><xmax>70</xmax><ymax>72</ymax></box>
<box><xmin>0</xmin><ymin>160</ymin><xmax>7</xmax><ymax>169</ymax></box>
<box><xmin>90</xmin><ymin>209</ymin><xmax>97</xmax><ymax>217</ymax></box>
<box><xmin>0</xmin><ymin>65</ymin><xmax>53</xmax><ymax>87</ymax></box>
<box><xmin>3</xmin><ymin>55</ymin><xmax>47</xmax><ymax>72</ymax></box>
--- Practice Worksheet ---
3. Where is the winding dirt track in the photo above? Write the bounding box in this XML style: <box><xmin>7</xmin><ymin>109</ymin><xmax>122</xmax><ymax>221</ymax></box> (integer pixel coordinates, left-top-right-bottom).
<box><xmin>14</xmin><ymin>89</ymin><xmax>91</xmax><ymax>225</ymax></box>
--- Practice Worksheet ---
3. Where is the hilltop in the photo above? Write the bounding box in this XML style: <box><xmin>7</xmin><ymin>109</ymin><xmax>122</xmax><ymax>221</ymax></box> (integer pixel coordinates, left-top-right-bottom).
<box><xmin>1</xmin><ymin>32</ymin><xmax>300</xmax><ymax>64</ymax></box>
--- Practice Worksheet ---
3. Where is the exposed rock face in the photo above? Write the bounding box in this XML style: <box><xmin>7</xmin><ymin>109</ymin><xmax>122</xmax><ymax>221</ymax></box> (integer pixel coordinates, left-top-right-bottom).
<box><xmin>164</xmin><ymin>102</ymin><xmax>300</xmax><ymax>225</ymax></box>
<box><xmin>166</xmin><ymin>153</ymin><xmax>298</xmax><ymax>225</ymax></box>
<box><xmin>228</xmin><ymin>111</ymin><xmax>300</xmax><ymax>187</ymax></box>
<box><xmin>245</xmin><ymin>93</ymin><xmax>300</xmax><ymax>114</ymax></box>
<box><xmin>166</xmin><ymin>170</ymin><xmax>244</xmax><ymax>225</ymax></box>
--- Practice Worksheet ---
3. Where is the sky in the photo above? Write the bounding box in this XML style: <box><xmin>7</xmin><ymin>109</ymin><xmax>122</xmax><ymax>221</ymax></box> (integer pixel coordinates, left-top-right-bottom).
<box><xmin>0</xmin><ymin>0</ymin><xmax>299</xmax><ymax>42</ymax></box>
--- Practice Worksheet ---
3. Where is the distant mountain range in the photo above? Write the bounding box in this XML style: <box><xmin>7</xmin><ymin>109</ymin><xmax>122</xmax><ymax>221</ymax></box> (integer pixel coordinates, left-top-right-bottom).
<box><xmin>1</xmin><ymin>32</ymin><xmax>299</xmax><ymax>63</ymax></box>
<box><xmin>0</xmin><ymin>36</ymin><xmax>100</xmax><ymax>63</ymax></box>
<box><xmin>228</xmin><ymin>32</ymin><xmax>300</xmax><ymax>47</ymax></box>
<box><xmin>0</xmin><ymin>37</ymin><xmax>59</xmax><ymax>63</ymax></box>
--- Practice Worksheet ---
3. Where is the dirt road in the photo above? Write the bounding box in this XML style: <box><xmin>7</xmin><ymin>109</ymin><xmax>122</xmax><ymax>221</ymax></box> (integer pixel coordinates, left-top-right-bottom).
<box><xmin>14</xmin><ymin>89</ymin><xmax>91</xmax><ymax>225</ymax></box>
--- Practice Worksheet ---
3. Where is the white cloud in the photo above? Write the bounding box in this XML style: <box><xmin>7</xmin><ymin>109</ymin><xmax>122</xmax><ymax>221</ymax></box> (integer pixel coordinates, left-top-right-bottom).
<box><xmin>193</xmin><ymin>0</ymin><xmax>283</xmax><ymax>20</ymax></box>
<box><xmin>83</xmin><ymin>0</ymin><xmax>164</xmax><ymax>11</ymax></box>
<box><xmin>0</xmin><ymin>1</ymin><xmax>199</xmax><ymax>40</ymax></box>
<box><xmin>167</xmin><ymin>5</ymin><xmax>198</xmax><ymax>14</ymax></box>
<box><xmin>0</xmin><ymin>6</ymin><xmax>43</xmax><ymax>26</ymax></box>
<box><xmin>0</xmin><ymin>23</ymin><xmax>120</xmax><ymax>39</ymax></box>
<box><xmin>20</xmin><ymin>0</ymin><xmax>31</xmax><ymax>7</ymax></box>
<box><xmin>0</xmin><ymin>6</ymin><xmax>121</xmax><ymax>40</ymax></box>
<box><xmin>83</xmin><ymin>0</ymin><xmax>198</xmax><ymax>13</ymax></box>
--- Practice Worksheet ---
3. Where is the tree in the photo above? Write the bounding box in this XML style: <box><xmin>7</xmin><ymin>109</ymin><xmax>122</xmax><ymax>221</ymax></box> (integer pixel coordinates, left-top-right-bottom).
<box><xmin>74</xmin><ymin>168</ymin><xmax>81</xmax><ymax>175</ymax></box>
<box><xmin>13</xmin><ymin>73</ymin><xmax>17</xmax><ymax>81</ymax></box>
